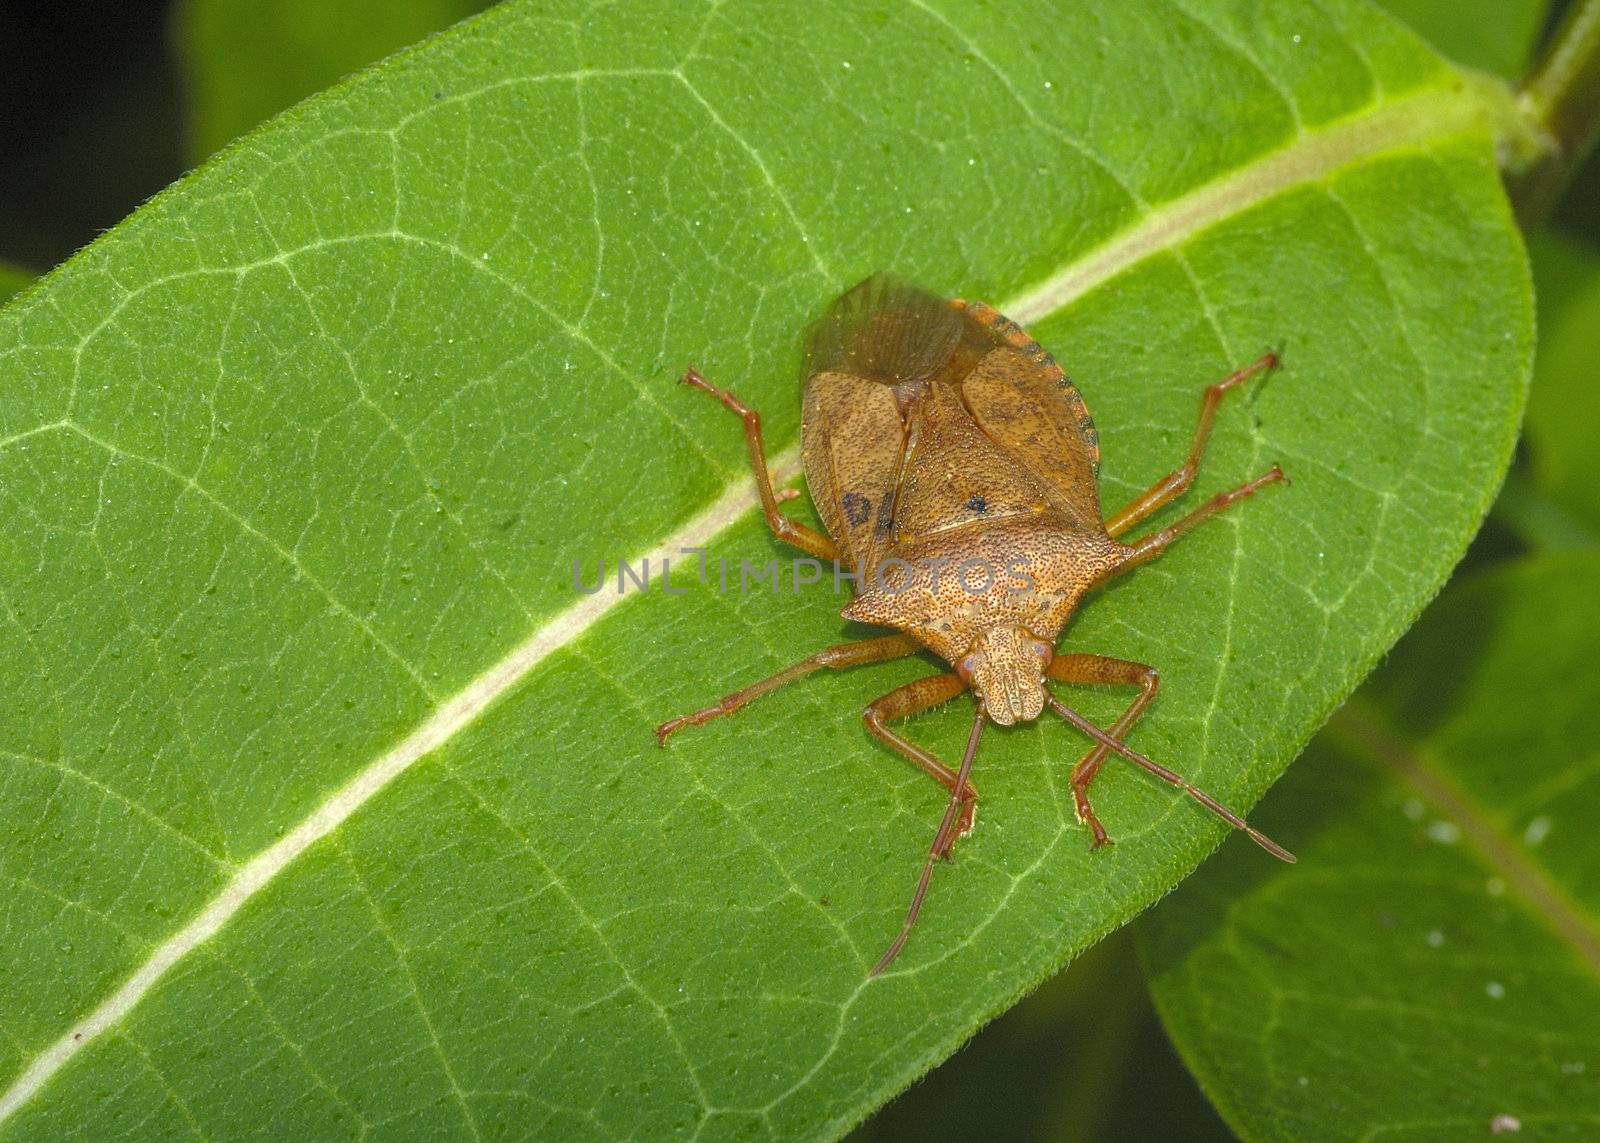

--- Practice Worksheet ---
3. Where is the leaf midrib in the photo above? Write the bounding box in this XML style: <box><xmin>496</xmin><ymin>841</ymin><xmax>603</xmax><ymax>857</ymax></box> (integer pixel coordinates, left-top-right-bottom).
<box><xmin>0</xmin><ymin>76</ymin><xmax>1514</xmax><ymax>1125</ymax></box>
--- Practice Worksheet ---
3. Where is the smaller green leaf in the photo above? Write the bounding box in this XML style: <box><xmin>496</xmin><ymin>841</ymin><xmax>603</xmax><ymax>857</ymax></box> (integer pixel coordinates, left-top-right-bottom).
<box><xmin>174</xmin><ymin>0</ymin><xmax>490</xmax><ymax>159</ymax></box>
<box><xmin>1139</xmin><ymin>551</ymin><xmax>1600</xmax><ymax>1140</ymax></box>
<box><xmin>1523</xmin><ymin>229</ymin><xmax>1600</xmax><ymax>538</ymax></box>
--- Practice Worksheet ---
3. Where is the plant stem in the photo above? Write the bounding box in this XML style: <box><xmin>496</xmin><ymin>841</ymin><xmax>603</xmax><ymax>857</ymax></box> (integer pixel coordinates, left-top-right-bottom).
<box><xmin>1512</xmin><ymin>0</ymin><xmax>1600</xmax><ymax>225</ymax></box>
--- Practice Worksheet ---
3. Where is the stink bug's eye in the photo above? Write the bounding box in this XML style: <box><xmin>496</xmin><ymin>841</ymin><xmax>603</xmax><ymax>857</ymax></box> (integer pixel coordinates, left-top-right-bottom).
<box><xmin>1028</xmin><ymin>636</ymin><xmax>1054</xmax><ymax>666</ymax></box>
<box><xmin>955</xmin><ymin>653</ymin><xmax>979</xmax><ymax>683</ymax></box>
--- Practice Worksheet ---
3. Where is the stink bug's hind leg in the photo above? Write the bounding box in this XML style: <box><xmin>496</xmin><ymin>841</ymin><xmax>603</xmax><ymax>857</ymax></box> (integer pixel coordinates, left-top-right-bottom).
<box><xmin>656</xmin><ymin>633</ymin><xmax>919</xmax><ymax>744</ymax></box>
<box><xmin>1045</xmin><ymin>654</ymin><xmax>1159</xmax><ymax>849</ymax></box>
<box><xmin>680</xmin><ymin>367</ymin><xmax>838</xmax><ymax>561</ymax></box>
<box><xmin>1105</xmin><ymin>351</ymin><xmax>1279</xmax><ymax>539</ymax></box>
<box><xmin>863</xmin><ymin>673</ymin><xmax>977</xmax><ymax>855</ymax></box>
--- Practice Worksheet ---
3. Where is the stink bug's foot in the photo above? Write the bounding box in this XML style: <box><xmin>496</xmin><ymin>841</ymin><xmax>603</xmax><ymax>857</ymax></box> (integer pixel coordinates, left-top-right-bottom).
<box><xmin>1214</xmin><ymin>350</ymin><xmax>1279</xmax><ymax>395</ymax></box>
<box><xmin>679</xmin><ymin>365</ymin><xmax>751</xmax><ymax>419</ymax></box>
<box><xmin>1073</xmin><ymin>787</ymin><xmax>1112</xmax><ymax>849</ymax></box>
<box><xmin>932</xmin><ymin>798</ymin><xmax>977</xmax><ymax>861</ymax></box>
<box><xmin>653</xmin><ymin>703</ymin><xmax>729</xmax><ymax>746</ymax></box>
<box><xmin>678</xmin><ymin>363</ymin><xmax>745</xmax><ymax>416</ymax></box>
<box><xmin>1247</xmin><ymin>348</ymin><xmax>1280</xmax><ymax>378</ymax></box>
<box><xmin>680</xmin><ymin>365</ymin><xmax>736</xmax><ymax>407</ymax></box>
<box><xmin>653</xmin><ymin>700</ymin><xmax>736</xmax><ymax>745</ymax></box>
<box><xmin>1211</xmin><ymin>463</ymin><xmax>1286</xmax><ymax>511</ymax></box>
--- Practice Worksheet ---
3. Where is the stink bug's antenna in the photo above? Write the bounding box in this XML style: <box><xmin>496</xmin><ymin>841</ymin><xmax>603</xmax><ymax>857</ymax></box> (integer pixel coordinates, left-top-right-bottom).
<box><xmin>1043</xmin><ymin>692</ymin><xmax>1295</xmax><ymax>863</ymax></box>
<box><xmin>871</xmin><ymin>711</ymin><xmax>986</xmax><ymax>976</ymax></box>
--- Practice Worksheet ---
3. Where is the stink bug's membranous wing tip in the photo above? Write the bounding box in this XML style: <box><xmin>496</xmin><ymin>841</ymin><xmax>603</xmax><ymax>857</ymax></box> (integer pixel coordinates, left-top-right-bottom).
<box><xmin>804</xmin><ymin>272</ymin><xmax>991</xmax><ymax>389</ymax></box>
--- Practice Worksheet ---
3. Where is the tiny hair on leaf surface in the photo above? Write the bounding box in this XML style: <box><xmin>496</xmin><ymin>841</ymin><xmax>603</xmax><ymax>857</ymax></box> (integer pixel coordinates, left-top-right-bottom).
<box><xmin>0</xmin><ymin>0</ymin><xmax>1530</xmax><ymax>1137</ymax></box>
<box><xmin>1139</xmin><ymin>552</ymin><xmax>1600</xmax><ymax>1141</ymax></box>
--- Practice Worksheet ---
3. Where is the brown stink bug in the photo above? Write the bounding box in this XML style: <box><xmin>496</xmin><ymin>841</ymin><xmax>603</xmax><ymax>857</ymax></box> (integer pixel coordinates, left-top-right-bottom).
<box><xmin>657</xmin><ymin>274</ymin><xmax>1294</xmax><ymax>974</ymax></box>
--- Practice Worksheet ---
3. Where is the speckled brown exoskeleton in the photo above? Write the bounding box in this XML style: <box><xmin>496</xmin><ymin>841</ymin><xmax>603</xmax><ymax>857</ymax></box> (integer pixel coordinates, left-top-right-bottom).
<box><xmin>656</xmin><ymin>274</ymin><xmax>1294</xmax><ymax>974</ymax></box>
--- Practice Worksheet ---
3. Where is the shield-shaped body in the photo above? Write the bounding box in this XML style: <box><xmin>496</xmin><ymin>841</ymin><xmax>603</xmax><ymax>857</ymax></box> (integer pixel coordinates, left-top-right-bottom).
<box><xmin>800</xmin><ymin>274</ymin><xmax>1125</xmax><ymax>678</ymax></box>
<box><xmin>659</xmin><ymin>274</ymin><xmax>1293</xmax><ymax>973</ymax></box>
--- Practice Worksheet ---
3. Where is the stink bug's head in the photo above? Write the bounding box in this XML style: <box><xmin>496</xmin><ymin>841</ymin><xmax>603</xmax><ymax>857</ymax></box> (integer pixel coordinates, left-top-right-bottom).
<box><xmin>956</xmin><ymin>626</ymin><xmax>1054</xmax><ymax>727</ymax></box>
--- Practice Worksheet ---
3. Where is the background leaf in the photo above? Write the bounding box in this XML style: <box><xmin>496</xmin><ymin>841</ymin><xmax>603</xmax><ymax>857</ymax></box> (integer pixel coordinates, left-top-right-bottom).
<box><xmin>1522</xmin><ymin>230</ymin><xmax>1600</xmax><ymax>538</ymax></box>
<box><xmin>0</xmin><ymin>262</ymin><xmax>32</xmax><ymax>306</ymax></box>
<box><xmin>0</xmin><ymin>1</ymin><xmax>1531</xmax><ymax>1136</ymax></box>
<box><xmin>850</xmin><ymin>928</ymin><xmax>1232</xmax><ymax>1140</ymax></box>
<box><xmin>1140</xmin><ymin>551</ymin><xmax>1600</xmax><ymax>1140</ymax></box>
<box><xmin>1376</xmin><ymin>0</ymin><xmax>1551</xmax><ymax>76</ymax></box>
<box><xmin>174</xmin><ymin>0</ymin><xmax>490</xmax><ymax>160</ymax></box>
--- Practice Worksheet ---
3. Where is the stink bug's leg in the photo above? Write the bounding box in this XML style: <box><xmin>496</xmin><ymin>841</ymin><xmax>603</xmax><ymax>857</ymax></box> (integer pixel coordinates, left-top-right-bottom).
<box><xmin>1042</xmin><ymin>692</ymin><xmax>1296</xmax><ymax>862</ymax></box>
<box><xmin>655</xmin><ymin>633</ymin><xmax>920</xmax><ymax>745</ymax></box>
<box><xmin>863</xmin><ymin>673</ymin><xmax>977</xmax><ymax>854</ymax></box>
<box><xmin>1044</xmin><ymin>654</ymin><xmax>1160</xmax><ymax>849</ymax></box>
<box><xmin>680</xmin><ymin>366</ymin><xmax>839</xmax><ymax>561</ymax></box>
<box><xmin>872</xmin><ymin>711</ymin><xmax>984</xmax><ymax>976</ymax></box>
<box><xmin>1116</xmin><ymin>465</ymin><xmax>1286</xmax><ymax>574</ymax></box>
<box><xmin>1105</xmin><ymin>352</ymin><xmax>1279</xmax><ymax>539</ymax></box>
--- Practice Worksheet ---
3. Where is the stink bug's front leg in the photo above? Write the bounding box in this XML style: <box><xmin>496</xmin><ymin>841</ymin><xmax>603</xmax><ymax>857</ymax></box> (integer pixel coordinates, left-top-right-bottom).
<box><xmin>680</xmin><ymin>367</ymin><xmax>839</xmax><ymax>561</ymax></box>
<box><xmin>863</xmin><ymin>673</ymin><xmax>977</xmax><ymax>857</ymax></box>
<box><xmin>1045</xmin><ymin>653</ymin><xmax>1160</xmax><ymax>849</ymax></box>
<box><xmin>655</xmin><ymin>633</ymin><xmax>920</xmax><ymax>744</ymax></box>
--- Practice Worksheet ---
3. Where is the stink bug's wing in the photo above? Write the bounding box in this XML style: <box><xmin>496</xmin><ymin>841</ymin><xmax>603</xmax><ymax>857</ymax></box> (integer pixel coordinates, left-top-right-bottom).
<box><xmin>958</xmin><ymin>301</ymin><xmax>1106</xmax><ymax>533</ymax></box>
<box><xmin>891</xmin><ymin>380</ymin><xmax>1054</xmax><ymax>539</ymax></box>
<box><xmin>804</xmin><ymin>273</ymin><xmax>991</xmax><ymax>388</ymax></box>
<box><xmin>801</xmin><ymin>273</ymin><xmax>990</xmax><ymax>574</ymax></box>
<box><xmin>802</xmin><ymin>370</ymin><xmax>905</xmax><ymax>573</ymax></box>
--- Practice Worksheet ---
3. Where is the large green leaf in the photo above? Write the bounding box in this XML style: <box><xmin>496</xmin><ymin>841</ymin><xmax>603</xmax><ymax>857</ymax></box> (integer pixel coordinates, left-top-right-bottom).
<box><xmin>175</xmin><ymin>0</ymin><xmax>490</xmax><ymax>160</ymax></box>
<box><xmin>1140</xmin><ymin>552</ymin><xmax>1600</xmax><ymax>1139</ymax></box>
<box><xmin>0</xmin><ymin>1</ymin><xmax>1531</xmax><ymax>1136</ymax></box>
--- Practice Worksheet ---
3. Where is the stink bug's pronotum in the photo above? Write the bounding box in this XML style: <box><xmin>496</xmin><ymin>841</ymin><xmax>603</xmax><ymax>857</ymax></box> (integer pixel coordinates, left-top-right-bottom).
<box><xmin>657</xmin><ymin>274</ymin><xmax>1294</xmax><ymax>974</ymax></box>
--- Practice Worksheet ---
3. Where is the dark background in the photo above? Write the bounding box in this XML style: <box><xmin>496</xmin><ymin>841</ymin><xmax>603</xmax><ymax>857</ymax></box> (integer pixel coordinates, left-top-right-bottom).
<box><xmin>0</xmin><ymin>1</ymin><xmax>185</xmax><ymax>270</ymax></box>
